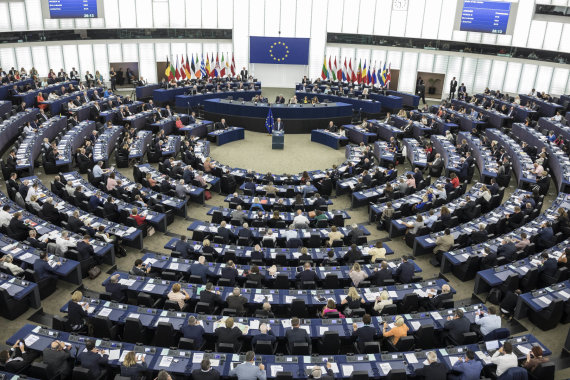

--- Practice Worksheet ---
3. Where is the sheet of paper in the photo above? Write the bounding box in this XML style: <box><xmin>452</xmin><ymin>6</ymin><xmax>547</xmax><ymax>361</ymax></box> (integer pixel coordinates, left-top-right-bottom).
<box><xmin>281</xmin><ymin>319</ymin><xmax>292</xmax><ymax>328</ymax></box>
<box><xmin>319</xmin><ymin>327</ymin><xmax>328</xmax><ymax>335</ymax></box>
<box><xmin>379</xmin><ymin>363</ymin><xmax>391</xmax><ymax>375</ymax></box>
<box><xmin>142</xmin><ymin>284</ymin><xmax>155</xmax><ymax>292</ymax></box>
<box><xmin>98</xmin><ymin>308</ymin><xmax>112</xmax><ymax>317</ymax></box>
<box><xmin>431</xmin><ymin>312</ymin><xmax>443</xmax><ymax>320</ymax></box>
<box><xmin>24</xmin><ymin>334</ymin><xmax>39</xmax><ymax>347</ymax></box>
<box><xmin>410</xmin><ymin>321</ymin><xmax>421</xmax><ymax>330</ymax></box>
<box><xmin>249</xmin><ymin>320</ymin><xmax>260</xmax><ymax>330</ymax></box>
<box><xmin>449</xmin><ymin>356</ymin><xmax>460</xmax><ymax>366</ymax></box>
<box><xmin>329</xmin><ymin>362</ymin><xmax>339</xmax><ymax>373</ymax></box>
<box><xmin>538</xmin><ymin>296</ymin><xmax>552</xmax><ymax>306</ymax></box>
<box><xmin>271</xmin><ymin>365</ymin><xmax>284</xmax><ymax>377</ymax></box>
<box><xmin>193</xmin><ymin>352</ymin><xmax>204</xmax><ymax>363</ymax></box>
<box><xmin>108</xmin><ymin>349</ymin><xmax>121</xmax><ymax>361</ymax></box>
<box><xmin>388</xmin><ymin>291</ymin><xmax>397</xmax><ymax>298</ymax></box>
<box><xmin>518</xmin><ymin>345</ymin><xmax>531</xmax><ymax>355</ymax></box>
<box><xmin>300</xmin><ymin>325</ymin><xmax>310</xmax><ymax>334</ymax></box>
<box><xmin>342</xmin><ymin>365</ymin><xmax>354</xmax><ymax>376</ymax></box>
<box><xmin>405</xmin><ymin>353</ymin><xmax>418</xmax><ymax>364</ymax></box>
<box><xmin>159</xmin><ymin>356</ymin><xmax>173</xmax><ymax>367</ymax></box>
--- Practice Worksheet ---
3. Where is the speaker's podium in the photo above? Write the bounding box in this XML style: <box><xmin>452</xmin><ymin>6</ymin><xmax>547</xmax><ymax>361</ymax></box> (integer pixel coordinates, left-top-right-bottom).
<box><xmin>272</xmin><ymin>130</ymin><xmax>284</xmax><ymax>149</ymax></box>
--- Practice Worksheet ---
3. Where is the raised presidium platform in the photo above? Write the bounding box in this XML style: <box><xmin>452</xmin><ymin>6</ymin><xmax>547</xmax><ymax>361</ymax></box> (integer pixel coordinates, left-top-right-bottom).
<box><xmin>311</xmin><ymin>129</ymin><xmax>349</xmax><ymax>150</ymax></box>
<box><xmin>272</xmin><ymin>130</ymin><xmax>284</xmax><ymax>149</ymax></box>
<box><xmin>202</xmin><ymin>98</ymin><xmax>353</xmax><ymax>134</ymax></box>
<box><xmin>207</xmin><ymin>126</ymin><xmax>245</xmax><ymax>146</ymax></box>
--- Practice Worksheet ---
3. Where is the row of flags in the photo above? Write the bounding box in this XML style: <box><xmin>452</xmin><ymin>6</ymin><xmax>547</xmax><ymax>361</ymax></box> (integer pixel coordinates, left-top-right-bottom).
<box><xmin>165</xmin><ymin>52</ymin><xmax>236</xmax><ymax>81</ymax></box>
<box><xmin>321</xmin><ymin>56</ymin><xmax>391</xmax><ymax>87</ymax></box>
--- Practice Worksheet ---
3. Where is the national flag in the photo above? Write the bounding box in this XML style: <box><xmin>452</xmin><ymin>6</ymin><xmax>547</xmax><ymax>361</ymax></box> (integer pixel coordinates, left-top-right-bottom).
<box><xmin>180</xmin><ymin>55</ymin><xmax>186</xmax><ymax>80</ymax></box>
<box><xmin>175</xmin><ymin>55</ymin><xmax>181</xmax><ymax>80</ymax></box>
<box><xmin>205</xmin><ymin>55</ymin><xmax>211</xmax><ymax>77</ymax></box>
<box><xmin>165</xmin><ymin>56</ymin><xmax>173</xmax><ymax>80</ymax></box>
<box><xmin>362</xmin><ymin>60</ymin><xmax>368</xmax><ymax>85</ymax></box>
<box><xmin>349</xmin><ymin>58</ymin><xmax>356</xmax><ymax>83</ymax></box>
<box><xmin>185</xmin><ymin>54</ymin><xmax>191</xmax><ymax>78</ymax></box>
<box><xmin>195</xmin><ymin>55</ymin><xmax>201</xmax><ymax>78</ymax></box>
<box><xmin>379</xmin><ymin>62</ymin><xmax>386</xmax><ymax>87</ymax></box>
<box><xmin>231</xmin><ymin>53</ymin><xmax>236</xmax><ymax>77</ymax></box>
<box><xmin>220</xmin><ymin>53</ymin><xmax>226</xmax><ymax>77</ymax></box>
<box><xmin>200</xmin><ymin>55</ymin><xmax>207</xmax><ymax>78</ymax></box>
<box><xmin>335</xmin><ymin>57</ymin><xmax>342</xmax><ymax>82</ymax></box>
<box><xmin>265</xmin><ymin>107</ymin><xmax>274</xmax><ymax>133</ymax></box>
<box><xmin>225</xmin><ymin>53</ymin><xmax>231</xmax><ymax>77</ymax></box>
<box><xmin>366</xmin><ymin>63</ymin><xmax>372</xmax><ymax>85</ymax></box>
<box><xmin>328</xmin><ymin>56</ymin><xmax>336</xmax><ymax>81</ymax></box>
<box><xmin>210</xmin><ymin>53</ymin><xmax>216</xmax><ymax>78</ymax></box>
<box><xmin>213</xmin><ymin>53</ymin><xmax>220</xmax><ymax>77</ymax></box>
<box><xmin>386</xmin><ymin>63</ymin><xmax>392</xmax><ymax>87</ymax></box>
<box><xmin>321</xmin><ymin>56</ymin><xmax>328</xmax><ymax>80</ymax></box>
<box><xmin>342</xmin><ymin>58</ymin><xmax>347</xmax><ymax>81</ymax></box>
<box><xmin>356</xmin><ymin>59</ymin><xmax>362</xmax><ymax>84</ymax></box>
<box><xmin>371</xmin><ymin>65</ymin><xmax>376</xmax><ymax>86</ymax></box>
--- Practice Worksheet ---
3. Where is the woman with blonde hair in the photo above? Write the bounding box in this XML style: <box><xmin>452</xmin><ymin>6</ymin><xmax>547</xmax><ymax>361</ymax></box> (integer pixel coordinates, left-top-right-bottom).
<box><xmin>374</xmin><ymin>290</ymin><xmax>393</xmax><ymax>313</ymax></box>
<box><xmin>0</xmin><ymin>254</ymin><xmax>23</xmax><ymax>276</ymax></box>
<box><xmin>341</xmin><ymin>286</ymin><xmax>365</xmax><ymax>316</ymax></box>
<box><xmin>167</xmin><ymin>283</ymin><xmax>190</xmax><ymax>310</ymax></box>
<box><xmin>68</xmin><ymin>290</ymin><xmax>89</xmax><ymax>332</ymax></box>
<box><xmin>383</xmin><ymin>315</ymin><xmax>409</xmax><ymax>344</ymax></box>
<box><xmin>349</xmin><ymin>262</ymin><xmax>368</xmax><ymax>287</ymax></box>
<box><xmin>203</xmin><ymin>157</ymin><xmax>215</xmax><ymax>173</ymax></box>
<box><xmin>120</xmin><ymin>351</ymin><xmax>147</xmax><ymax>379</ymax></box>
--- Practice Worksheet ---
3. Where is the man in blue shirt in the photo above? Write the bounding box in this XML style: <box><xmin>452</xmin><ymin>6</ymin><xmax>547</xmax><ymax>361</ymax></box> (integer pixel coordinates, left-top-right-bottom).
<box><xmin>181</xmin><ymin>316</ymin><xmax>205</xmax><ymax>350</ymax></box>
<box><xmin>229</xmin><ymin>351</ymin><xmax>266</xmax><ymax>380</ymax></box>
<box><xmin>474</xmin><ymin>306</ymin><xmax>501</xmax><ymax>337</ymax></box>
<box><xmin>536</xmin><ymin>222</ymin><xmax>555</xmax><ymax>251</ymax></box>
<box><xmin>174</xmin><ymin>235</ymin><xmax>194</xmax><ymax>258</ymax></box>
<box><xmin>450</xmin><ymin>350</ymin><xmax>483</xmax><ymax>380</ymax></box>
<box><xmin>88</xmin><ymin>191</ymin><xmax>104</xmax><ymax>211</ymax></box>
<box><xmin>33</xmin><ymin>252</ymin><xmax>60</xmax><ymax>280</ymax></box>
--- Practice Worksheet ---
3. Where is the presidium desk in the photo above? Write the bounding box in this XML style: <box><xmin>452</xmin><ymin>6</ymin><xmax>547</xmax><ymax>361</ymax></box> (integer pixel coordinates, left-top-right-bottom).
<box><xmin>201</xmin><ymin>99</ymin><xmax>353</xmax><ymax>134</ymax></box>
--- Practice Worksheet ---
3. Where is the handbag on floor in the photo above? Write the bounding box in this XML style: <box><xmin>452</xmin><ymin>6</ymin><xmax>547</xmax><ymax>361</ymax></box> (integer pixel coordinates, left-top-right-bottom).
<box><xmin>88</xmin><ymin>266</ymin><xmax>101</xmax><ymax>279</ymax></box>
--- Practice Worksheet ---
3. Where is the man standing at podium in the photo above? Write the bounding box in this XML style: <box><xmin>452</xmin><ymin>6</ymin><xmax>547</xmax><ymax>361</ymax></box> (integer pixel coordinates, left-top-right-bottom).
<box><xmin>274</xmin><ymin>118</ymin><xmax>284</xmax><ymax>132</ymax></box>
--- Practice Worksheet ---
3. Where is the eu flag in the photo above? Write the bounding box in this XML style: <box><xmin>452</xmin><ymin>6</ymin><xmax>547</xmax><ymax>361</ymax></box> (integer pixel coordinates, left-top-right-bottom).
<box><xmin>250</xmin><ymin>36</ymin><xmax>310</xmax><ymax>65</ymax></box>
<box><xmin>265</xmin><ymin>108</ymin><xmax>274</xmax><ymax>133</ymax></box>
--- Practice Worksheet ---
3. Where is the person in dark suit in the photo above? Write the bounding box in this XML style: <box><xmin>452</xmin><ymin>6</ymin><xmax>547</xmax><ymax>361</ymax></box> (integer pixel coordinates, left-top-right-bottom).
<box><xmin>285</xmin><ymin>317</ymin><xmax>311</xmax><ymax>352</ymax></box>
<box><xmin>41</xmin><ymin>197</ymin><xmax>60</xmax><ymax>224</ymax></box>
<box><xmin>506</xmin><ymin>206</ymin><xmax>524</xmax><ymax>231</ymax></box>
<box><xmin>26</xmin><ymin>230</ymin><xmax>47</xmax><ymax>250</ymax></box>
<box><xmin>200</xmin><ymin>282</ymin><xmax>224</xmax><ymax>311</ymax></box>
<box><xmin>182</xmin><ymin>316</ymin><xmax>206</xmax><ymax>349</ymax></box>
<box><xmin>449</xmin><ymin>77</ymin><xmax>458</xmax><ymax>99</ymax></box>
<box><xmin>0</xmin><ymin>340</ymin><xmax>37</xmax><ymax>373</ymax></box>
<box><xmin>120</xmin><ymin>351</ymin><xmax>148</xmax><ymax>380</ymax></box>
<box><xmin>9</xmin><ymin>212</ymin><xmax>30</xmax><ymax>241</ymax></box>
<box><xmin>216</xmin><ymin>220</ymin><xmax>235</xmax><ymax>243</ymax></box>
<box><xmin>443</xmin><ymin>309</ymin><xmax>470</xmax><ymax>344</ymax></box>
<box><xmin>215</xmin><ymin>317</ymin><xmax>243</xmax><ymax>350</ymax></box>
<box><xmin>427</xmin><ymin>284</ymin><xmax>452</xmax><ymax>310</ymax></box>
<box><xmin>68</xmin><ymin>290</ymin><xmax>89</xmax><ymax>332</ymax></box>
<box><xmin>6</xmin><ymin>150</ymin><xmax>17</xmax><ymax>173</ymax></box>
<box><xmin>535</xmin><ymin>221</ymin><xmax>554</xmax><ymax>250</ymax></box>
<box><xmin>539</xmin><ymin>252</ymin><xmax>558</xmax><ymax>279</ymax></box>
<box><xmin>221</xmin><ymin>260</ymin><xmax>238</xmax><ymax>286</ymax></box>
<box><xmin>296</xmin><ymin>262</ymin><xmax>319</xmax><ymax>284</ymax></box>
<box><xmin>104</xmin><ymin>274</ymin><xmax>128</xmax><ymax>302</ymax></box>
<box><xmin>88</xmin><ymin>191</ymin><xmax>104</xmax><ymax>210</ymax></box>
<box><xmin>275</xmin><ymin>95</ymin><xmax>285</xmax><ymax>104</ymax></box>
<box><xmin>240</xmin><ymin>67</ymin><xmax>248</xmax><ymax>81</ymax></box>
<box><xmin>33</xmin><ymin>251</ymin><xmax>61</xmax><ymax>280</ymax></box>
<box><xmin>470</xmin><ymin>224</ymin><xmax>488</xmax><ymax>244</ymax></box>
<box><xmin>274</xmin><ymin>117</ymin><xmax>284</xmax><ymax>132</ymax></box>
<box><xmin>77</xmin><ymin>339</ymin><xmax>108</xmax><ymax>379</ymax></box>
<box><xmin>42</xmin><ymin>340</ymin><xmax>72</xmax><ymax>379</ymax></box>
<box><xmin>369</xmin><ymin>261</ymin><xmax>393</xmax><ymax>286</ymax></box>
<box><xmin>414</xmin><ymin>351</ymin><xmax>448</xmax><ymax>380</ymax></box>
<box><xmin>215</xmin><ymin>118</ymin><xmax>228</xmax><ymax>130</ymax></box>
<box><xmin>190</xmin><ymin>256</ymin><xmax>210</xmax><ymax>283</ymax></box>
<box><xmin>67</xmin><ymin>210</ymin><xmax>84</xmax><ymax>233</ymax></box>
<box><xmin>395</xmin><ymin>256</ymin><xmax>415</xmax><ymax>284</ymax></box>
<box><xmin>191</xmin><ymin>358</ymin><xmax>220</xmax><ymax>380</ymax></box>
<box><xmin>226</xmin><ymin>287</ymin><xmax>248</xmax><ymax>315</ymax></box>
<box><xmin>76</xmin><ymin>235</ymin><xmax>94</xmax><ymax>260</ymax></box>
<box><xmin>497</xmin><ymin>238</ymin><xmax>517</xmax><ymax>262</ymax></box>
<box><xmin>481</xmin><ymin>247</ymin><xmax>497</xmax><ymax>270</ymax></box>
<box><xmin>343</xmin><ymin>244</ymin><xmax>363</xmax><ymax>264</ymax></box>
<box><xmin>174</xmin><ymin>235</ymin><xmax>194</xmax><ymax>259</ymax></box>
<box><xmin>351</xmin><ymin>314</ymin><xmax>377</xmax><ymax>352</ymax></box>
<box><xmin>101</xmin><ymin>197</ymin><xmax>119</xmax><ymax>223</ymax></box>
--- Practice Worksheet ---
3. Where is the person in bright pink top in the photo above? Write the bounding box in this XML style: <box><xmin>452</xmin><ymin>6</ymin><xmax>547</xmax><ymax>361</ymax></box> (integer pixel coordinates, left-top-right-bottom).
<box><xmin>321</xmin><ymin>299</ymin><xmax>345</xmax><ymax>318</ymax></box>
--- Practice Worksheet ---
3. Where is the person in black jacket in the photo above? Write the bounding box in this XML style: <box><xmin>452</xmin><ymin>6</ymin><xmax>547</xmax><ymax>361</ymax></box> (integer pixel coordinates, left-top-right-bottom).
<box><xmin>8</xmin><ymin>212</ymin><xmax>30</xmax><ymax>241</ymax></box>
<box><xmin>369</xmin><ymin>261</ymin><xmax>393</xmax><ymax>286</ymax></box>
<box><xmin>506</xmin><ymin>206</ymin><xmax>524</xmax><ymax>231</ymax></box>
<box><xmin>104</xmin><ymin>274</ymin><xmax>128</xmax><ymax>302</ymax></box>
<box><xmin>351</xmin><ymin>314</ymin><xmax>377</xmax><ymax>352</ymax></box>
<box><xmin>497</xmin><ymin>238</ymin><xmax>516</xmax><ymax>262</ymax></box>
<box><xmin>480</xmin><ymin>247</ymin><xmax>497</xmax><ymax>270</ymax></box>
<box><xmin>395</xmin><ymin>256</ymin><xmax>415</xmax><ymax>284</ymax></box>
<box><xmin>192</xmin><ymin>358</ymin><xmax>221</xmax><ymax>380</ymax></box>
<box><xmin>41</xmin><ymin>197</ymin><xmax>60</xmax><ymax>224</ymax></box>
<box><xmin>68</xmin><ymin>290</ymin><xmax>89</xmax><ymax>332</ymax></box>
<box><xmin>26</xmin><ymin>229</ymin><xmax>47</xmax><ymax>250</ymax></box>
<box><xmin>120</xmin><ymin>351</ymin><xmax>148</xmax><ymax>380</ymax></box>
<box><xmin>296</xmin><ymin>262</ymin><xmax>319</xmax><ymax>284</ymax></box>
<box><xmin>182</xmin><ymin>316</ymin><xmax>206</xmax><ymax>349</ymax></box>
<box><xmin>443</xmin><ymin>309</ymin><xmax>470</xmax><ymax>345</ymax></box>
<box><xmin>470</xmin><ymin>224</ymin><xmax>488</xmax><ymax>244</ymax></box>
<box><xmin>499</xmin><ymin>289</ymin><xmax>521</xmax><ymax>320</ymax></box>
<box><xmin>214</xmin><ymin>317</ymin><xmax>243</xmax><ymax>350</ymax></box>
<box><xmin>0</xmin><ymin>340</ymin><xmax>38</xmax><ymax>373</ymax></box>
<box><xmin>343</xmin><ymin>244</ymin><xmax>363</xmax><ymax>264</ymax></box>
<box><xmin>103</xmin><ymin>197</ymin><xmax>120</xmax><ymax>223</ymax></box>
<box><xmin>200</xmin><ymin>282</ymin><xmax>224</xmax><ymax>312</ymax></box>
<box><xmin>67</xmin><ymin>210</ymin><xmax>84</xmax><ymax>233</ymax></box>
<box><xmin>245</xmin><ymin>264</ymin><xmax>264</xmax><ymax>286</ymax></box>
<box><xmin>76</xmin><ymin>235</ymin><xmax>94</xmax><ymax>260</ymax></box>
<box><xmin>221</xmin><ymin>260</ymin><xmax>238</xmax><ymax>286</ymax></box>
<box><xmin>77</xmin><ymin>339</ymin><xmax>108</xmax><ymax>379</ymax></box>
<box><xmin>285</xmin><ymin>317</ymin><xmax>311</xmax><ymax>353</ymax></box>
<box><xmin>414</xmin><ymin>351</ymin><xmax>448</xmax><ymax>380</ymax></box>
<box><xmin>174</xmin><ymin>235</ymin><xmax>194</xmax><ymax>259</ymax></box>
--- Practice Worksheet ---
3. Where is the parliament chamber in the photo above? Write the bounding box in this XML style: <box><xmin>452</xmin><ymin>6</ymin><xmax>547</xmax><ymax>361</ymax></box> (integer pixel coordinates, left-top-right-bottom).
<box><xmin>0</xmin><ymin>1</ymin><xmax>570</xmax><ymax>380</ymax></box>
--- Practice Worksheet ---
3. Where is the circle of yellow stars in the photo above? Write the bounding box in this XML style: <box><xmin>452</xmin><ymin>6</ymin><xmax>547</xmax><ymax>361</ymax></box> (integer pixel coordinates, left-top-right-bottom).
<box><xmin>269</xmin><ymin>41</ymin><xmax>289</xmax><ymax>62</ymax></box>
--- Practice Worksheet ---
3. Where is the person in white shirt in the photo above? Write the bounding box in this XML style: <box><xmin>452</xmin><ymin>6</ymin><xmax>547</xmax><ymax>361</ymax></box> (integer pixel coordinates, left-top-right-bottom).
<box><xmin>283</xmin><ymin>224</ymin><xmax>298</xmax><ymax>241</ymax></box>
<box><xmin>93</xmin><ymin>161</ymin><xmax>110</xmax><ymax>180</ymax></box>
<box><xmin>25</xmin><ymin>183</ymin><xmax>39</xmax><ymax>203</ymax></box>
<box><xmin>0</xmin><ymin>254</ymin><xmax>24</xmax><ymax>276</ymax></box>
<box><xmin>55</xmin><ymin>230</ymin><xmax>76</xmax><ymax>254</ymax></box>
<box><xmin>491</xmin><ymin>341</ymin><xmax>518</xmax><ymax>376</ymax></box>
<box><xmin>0</xmin><ymin>205</ymin><xmax>12</xmax><ymax>227</ymax></box>
<box><xmin>433</xmin><ymin>184</ymin><xmax>447</xmax><ymax>200</ymax></box>
<box><xmin>425</xmin><ymin>210</ymin><xmax>438</xmax><ymax>228</ymax></box>
<box><xmin>479</xmin><ymin>185</ymin><xmax>492</xmax><ymax>203</ymax></box>
<box><xmin>292</xmin><ymin>209</ymin><xmax>309</xmax><ymax>228</ymax></box>
<box><xmin>475</xmin><ymin>306</ymin><xmax>501</xmax><ymax>336</ymax></box>
<box><xmin>551</xmin><ymin>111</ymin><xmax>562</xmax><ymax>122</ymax></box>
<box><xmin>262</xmin><ymin>229</ymin><xmax>276</xmax><ymax>244</ymax></box>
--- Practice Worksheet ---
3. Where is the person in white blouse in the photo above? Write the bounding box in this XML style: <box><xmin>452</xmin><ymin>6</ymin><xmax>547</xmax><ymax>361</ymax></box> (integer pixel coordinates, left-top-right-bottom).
<box><xmin>551</xmin><ymin>111</ymin><xmax>562</xmax><ymax>122</ymax></box>
<box><xmin>0</xmin><ymin>254</ymin><xmax>24</xmax><ymax>276</ymax></box>
<box><xmin>490</xmin><ymin>341</ymin><xmax>518</xmax><ymax>376</ymax></box>
<box><xmin>292</xmin><ymin>209</ymin><xmax>309</xmax><ymax>228</ymax></box>
<box><xmin>55</xmin><ymin>231</ymin><xmax>77</xmax><ymax>254</ymax></box>
<box><xmin>373</xmin><ymin>290</ymin><xmax>393</xmax><ymax>313</ymax></box>
<box><xmin>0</xmin><ymin>205</ymin><xmax>12</xmax><ymax>228</ymax></box>
<box><xmin>25</xmin><ymin>183</ymin><xmax>39</xmax><ymax>203</ymax></box>
<box><xmin>479</xmin><ymin>185</ymin><xmax>492</xmax><ymax>203</ymax></box>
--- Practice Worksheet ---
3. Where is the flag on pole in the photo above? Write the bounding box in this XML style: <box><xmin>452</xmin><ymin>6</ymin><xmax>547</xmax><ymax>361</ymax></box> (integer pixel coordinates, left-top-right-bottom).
<box><xmin>210</xmin><ymin>53</ymin><xmax>215</xmax><ymax>78</ymax></box>
<box><xmin>349</xmin><ymin>59</ymin><xmax>356</xmax><ymax>83</ymax></box>
<box><xmin>379</xmin><ymin>62</ymin><xmax>386</xmax><ymax>87</ymax></box>
<box><xmin>200</xmin><ymin>55</ymin><xmax>207</xmax><ymax>78</ymax></box>
<box><xmin>342</xmin><ymin>58</ymin><xmax>347</xmax><ymax>81</ymax></box>
<box><xmin>366</xmin><ymin>63</ymin><xmax>372</xmax><ymax>85</ymax></box>
<box><xmin>335</xmin><ymin>57</ymin><xmax>342</xmax><ymax>82</ymax></box>
<box><xmin>220</xmin><ymin>53</ymin><xmax>226</xmax><ymax>77</ymax></box>
<box><xmin>175</xmin><ymin>55</ymin><xmax>181</xmax><ymax>80</ymax></box>
<box><xmin>225</xmin><ymin>53</ymin><xmax>230</xmax><ymax>77</ymax></box>
<box><xmin>371</xmin><ymin>65</ymin><xmax>376</xmax><ymax>86</ymax></box>
<box><xmin>214</xmin><ymin>53</ymin><xmax>220</xmax><ymax>77</ymax></box>
<box><xmin>265</xmin><ymin>107</ymin><xmax>274</xmax><ymax>134</ymax></box>
<box><xmin>185</xmin><ymin>54</ymin><xmax>191</xmax><ymax>78</ymax></box>
<box><xmin>231</xmin><ymin>53</ymin><xmax>236</xmax><ymax>77</ymax></box>
<box><xmin>165</xmin><ymin>56</ymin><xmax>173</xmax><ymax>80</ymax></box>
<box><xmin>321</xmin><ymin>56</ymin><xmax>328</xmax><ymax>80</ymax></box>
<box><xmin>328</xmin><ymin>56</ymin><xmax>336</xmax><ymax>81</ymax></box>
<box><xmin>362</xmin><ymin>60</ymin><xmax>368</xmax><ymax>85</ymax></box>
<box><xmin>356</xmin><ymin>59</ymin><xmax>362</xmax><ymax>84</ymax></box>
<box><xmin>205</xmin><ymin>55</ymin><xmax>211</xmax><ymax>77</ymax></box>
<box><xmin>180</xmin><ymin>55</ymin><xmax>186</xmax><ymax>80</ymax></box>
<box><xmin>386</xmin><ymin>63</ymin><xmax>392</xmax><ymax>87</ymax></box>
